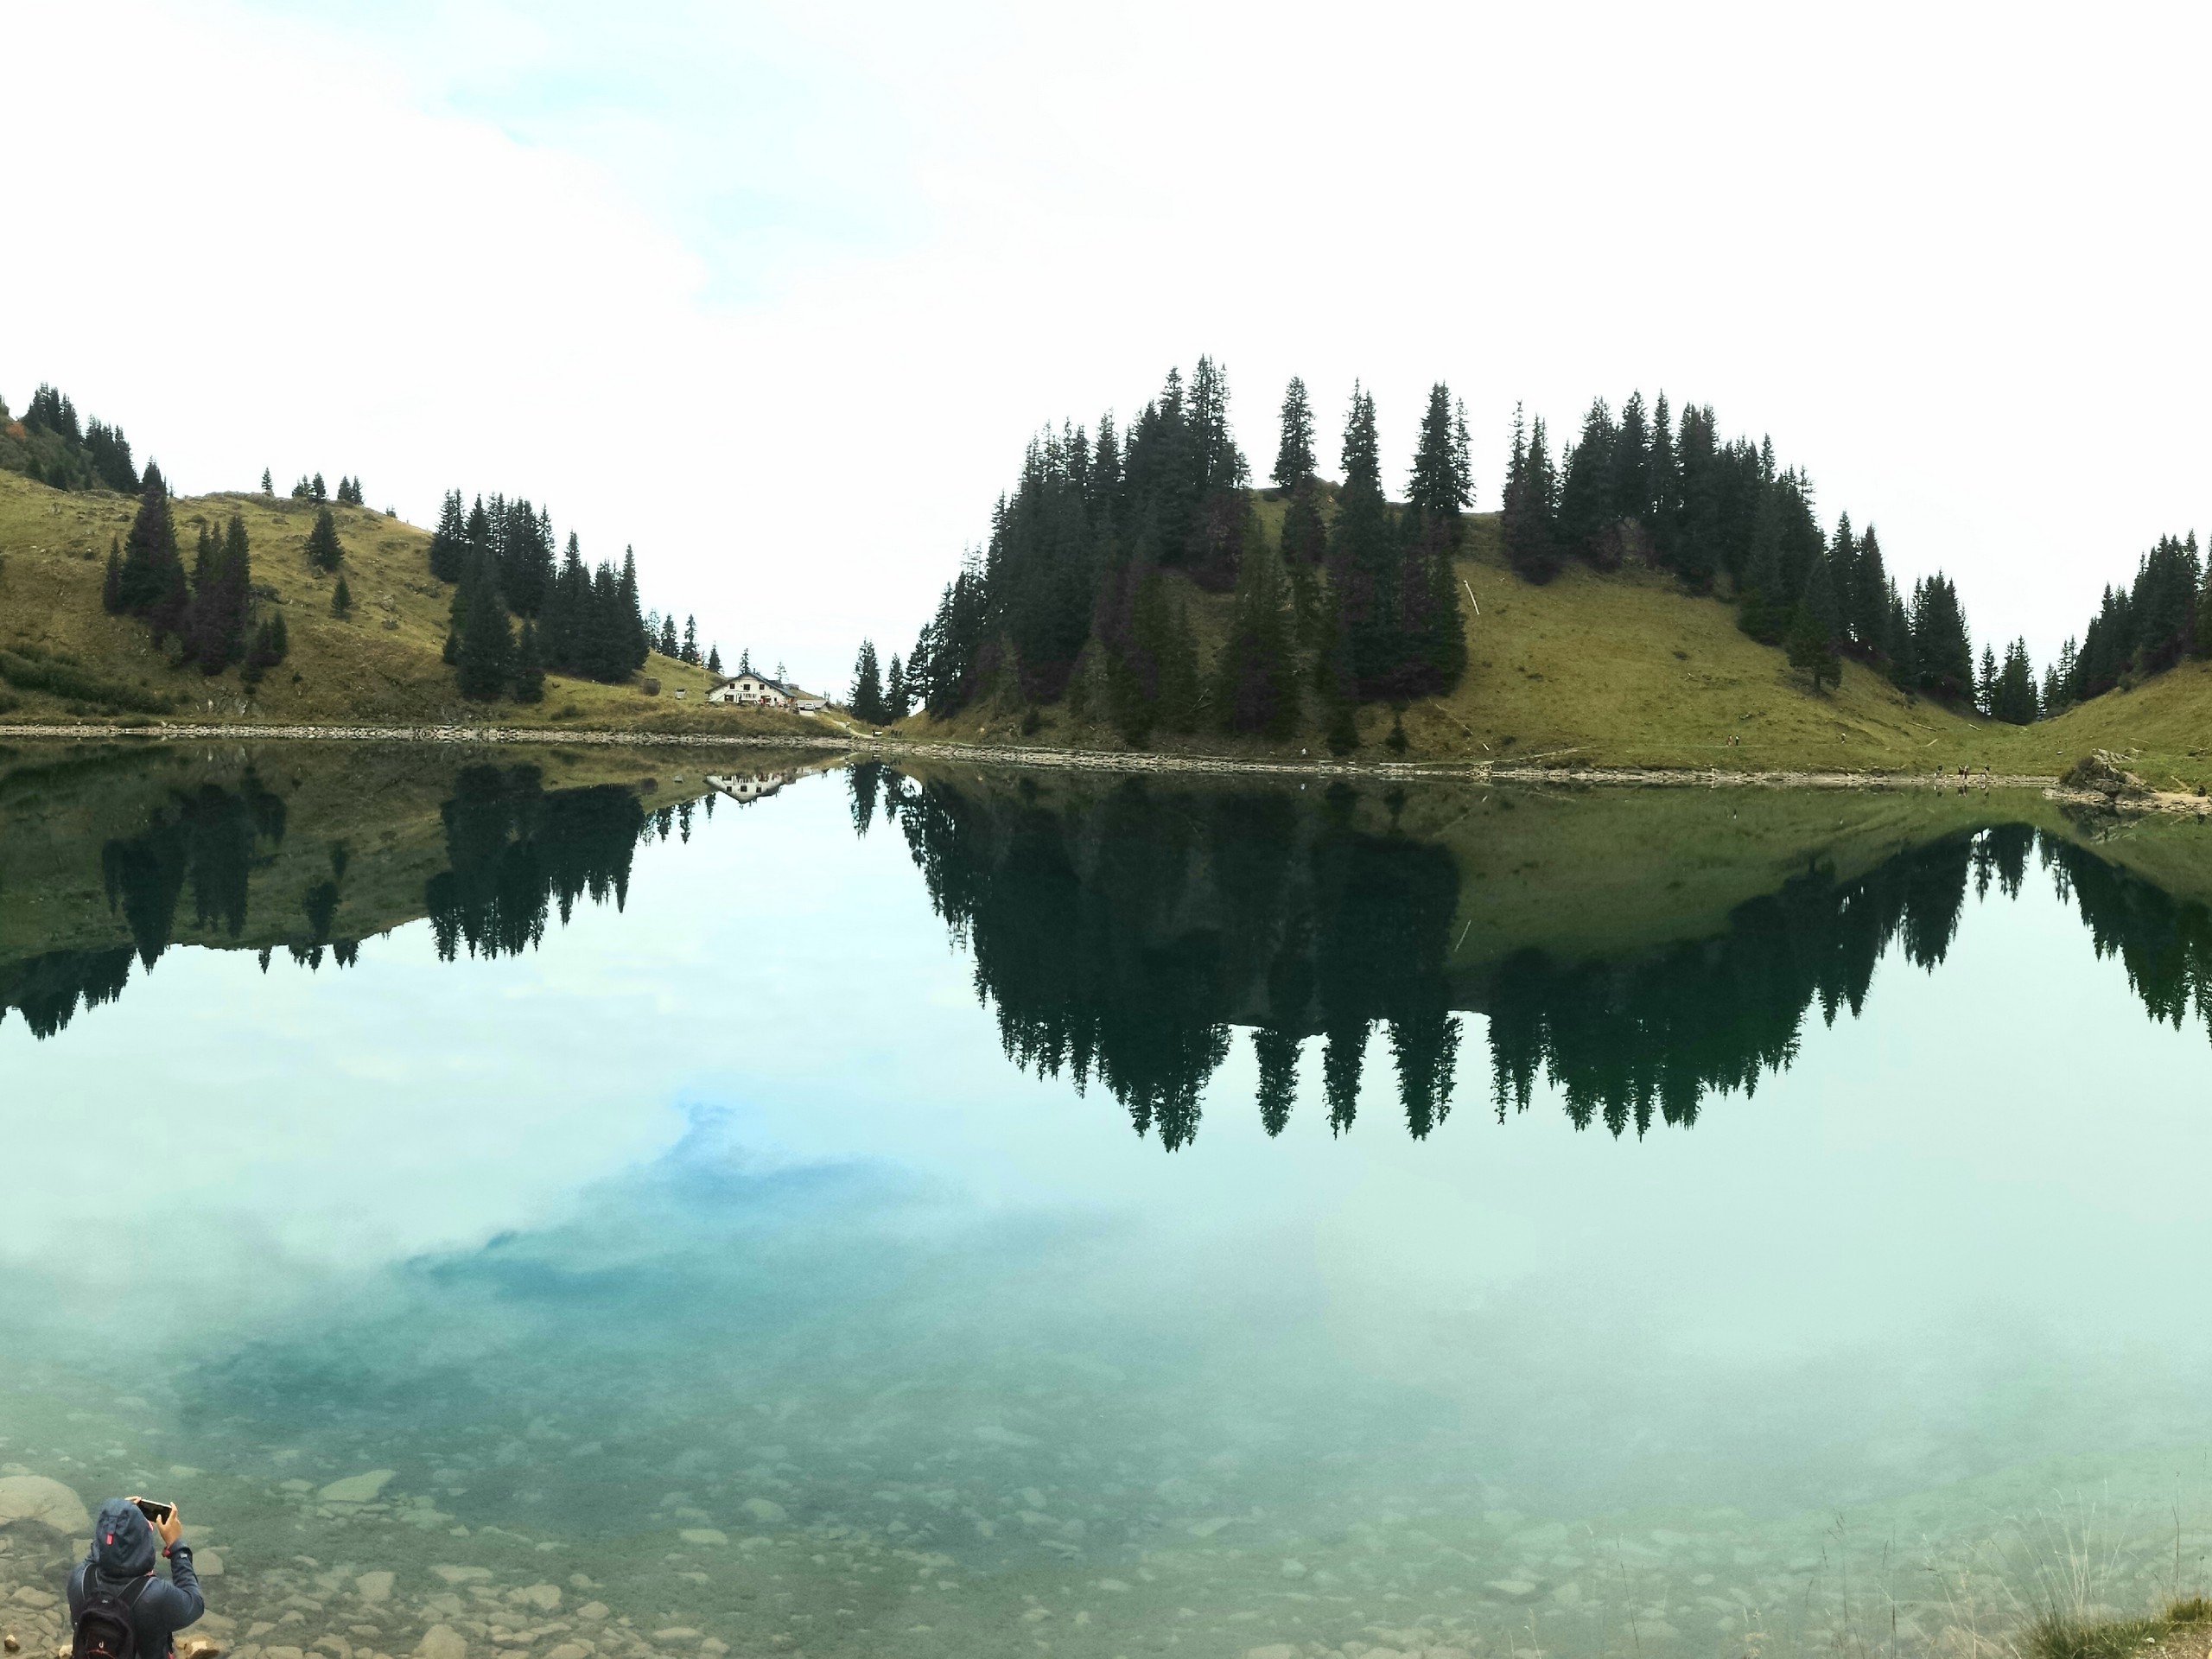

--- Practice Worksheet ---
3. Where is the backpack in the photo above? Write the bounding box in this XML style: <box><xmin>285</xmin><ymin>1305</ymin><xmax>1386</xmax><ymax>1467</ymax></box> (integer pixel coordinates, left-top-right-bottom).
<box><xmin>71</xmin><ymin>1574</ymin><xmax>148</xmax><ymax>1659</ymax></box>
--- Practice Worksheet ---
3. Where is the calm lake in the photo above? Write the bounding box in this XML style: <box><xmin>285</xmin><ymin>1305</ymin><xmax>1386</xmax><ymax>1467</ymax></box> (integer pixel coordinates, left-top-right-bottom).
<box><xmin>4</xmin><ymin>740</ymin><xmax>2212</xmax><ymax>1659</ymax></box>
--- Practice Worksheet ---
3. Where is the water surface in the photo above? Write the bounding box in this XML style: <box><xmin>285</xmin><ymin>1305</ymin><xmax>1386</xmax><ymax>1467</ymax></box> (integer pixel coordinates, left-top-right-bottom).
<box><xmin>3</xmin><ymin>742</ymin><xmax>2212</xmax><ymax>1659</ymax></box>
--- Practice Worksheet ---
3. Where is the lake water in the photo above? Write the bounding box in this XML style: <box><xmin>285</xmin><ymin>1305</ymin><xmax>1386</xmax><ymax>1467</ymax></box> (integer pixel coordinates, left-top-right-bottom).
<box><xmin>5</xmin><ymin>740</ymin><xmax>2212</xmax><ymax>1659</ymax></box>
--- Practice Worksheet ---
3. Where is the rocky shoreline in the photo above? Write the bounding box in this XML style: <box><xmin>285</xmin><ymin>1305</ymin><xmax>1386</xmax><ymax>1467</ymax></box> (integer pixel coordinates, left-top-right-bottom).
<box><xmin>0</xmin><ymin>720</ymin><xmax>2073</xmax><ymax>791</ymax></box>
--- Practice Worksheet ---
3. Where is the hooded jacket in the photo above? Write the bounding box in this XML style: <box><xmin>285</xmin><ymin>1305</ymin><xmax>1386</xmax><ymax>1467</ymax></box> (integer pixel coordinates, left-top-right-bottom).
<box><xmin>67</xmin><ymin>1499</ymin><xmax>204</xmax><ymax>1658</ymax></box>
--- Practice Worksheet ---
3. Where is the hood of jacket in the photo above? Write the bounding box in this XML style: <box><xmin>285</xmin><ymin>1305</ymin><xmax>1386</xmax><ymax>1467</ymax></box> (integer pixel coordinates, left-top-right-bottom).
<box><xmin>88</xmin><ymin>1498</ymin><xmax>158</xmax><ymax>1580</ymax></box>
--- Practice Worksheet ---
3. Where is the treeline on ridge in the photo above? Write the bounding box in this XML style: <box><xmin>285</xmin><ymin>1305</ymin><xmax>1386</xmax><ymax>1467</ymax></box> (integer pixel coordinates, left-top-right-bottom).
<box><xmin>1</xmin><ymin>384</ymin><xmax>141</xmax><ymax>493</ymax></box>
<box><xmin>900</xmin><ymin>361</ymin><xmax>1470</xmax><ymax>749</ymax></box>
<box><xmin>426</xmin><ymin>489</ymin><xmax>707</xmax><ymax>702</ymax></box>
<box><xmin>1497</xmin><ymin>393</ymin><xmax>2029</xmax><ymax>713</ymax></box>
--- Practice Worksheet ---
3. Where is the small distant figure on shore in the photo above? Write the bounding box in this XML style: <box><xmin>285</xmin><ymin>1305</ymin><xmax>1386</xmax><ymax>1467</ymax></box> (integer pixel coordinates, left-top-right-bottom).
<box><xmin>69</xmin><ymin>1497</ymin><xmax>204</xmax><ymax>1659</ymax></box>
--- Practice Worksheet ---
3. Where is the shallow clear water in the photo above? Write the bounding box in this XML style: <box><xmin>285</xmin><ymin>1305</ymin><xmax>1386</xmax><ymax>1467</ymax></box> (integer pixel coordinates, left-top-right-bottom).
<box><xmin>5</xmin><ymin>744</ymin><xmax>2212</xmax><ymax>1659</ymax></box>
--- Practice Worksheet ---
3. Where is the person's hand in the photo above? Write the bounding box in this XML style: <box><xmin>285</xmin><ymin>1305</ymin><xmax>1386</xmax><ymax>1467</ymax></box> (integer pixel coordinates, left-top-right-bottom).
<box><xmin>157</xmin><ymin>1504</ymin><xmax>182</xmax><ymax>1549</ymax></box>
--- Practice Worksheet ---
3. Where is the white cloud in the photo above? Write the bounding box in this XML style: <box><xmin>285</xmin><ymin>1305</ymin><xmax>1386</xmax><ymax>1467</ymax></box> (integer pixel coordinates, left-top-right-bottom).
<box><xmin>7</xmin><ymin>0</ymin><xmax>2210</xmax><ymax>688</ymax></box>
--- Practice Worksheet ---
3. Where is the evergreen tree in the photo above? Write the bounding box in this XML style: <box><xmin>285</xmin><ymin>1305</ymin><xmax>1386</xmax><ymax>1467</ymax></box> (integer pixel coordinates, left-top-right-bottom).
<box><xmin>512</xmin><ymin>620</ymin><xmax>546</xmax><ymax>703</ymax></box>
<box><xmin>101</xmin><ymin>542</ymin><xmax>123</xmax><ymax>613</ymax></box>
<box><xmin>706</xmin><ymin>644</ymin><xmax>722</xmax><ymax>676</ymax></box>
<box><xmin>1851</xmin><ymin>524</ymin><xmax>1891</xmax><ymax>652</ymax></box>
<box><xmin>1273</xmin><ymin>377</ymin><xmax>1317</xmax><ymax>490</ymax></box>
<box><xmin>885</xmin><ymin>652</ymin><xmax>910</xmax><ymax>719</ymax></box>
<box><xmin>311</xmin><ymin>472</ymin><xmax>327</xmax><ymax>502</ymax></box>
<box><xmin>332</xmin><ymin>574</ymin><xmax>353</xmax><ymax>619</ymax></box>
<box><xmin>1554</xmin><ymin>398</ymin><xmax>1618</xmax><ymax>568</ymax></box>
<box><xmin>1910</xmin><ymin>573</ymin><xmax>1974</xmax><ymax>702</ymax></box>
<box><xmin>305</xmin><ymin>506</ymin><xmax>343</xmax><ymax>572</ymax></box>
<box><xmin>1501</xmin><ymin>409</ymin><xmax>1560</xmax><ymax>582</ymax></box>
<box><xmin>260</xmin><ymin>468</ymin><xmax>273</xmax><ymax>495</ymax></box>
<box><xmin>456</xmin><ymin>552</ymin><xmax>514</xmax><ymax>700</ymax></box>
<box><xmin>1991</xmin><ymin>638</ymin><xmax>2038</xmax><ymax>724</ymax></box>
<box><xmin>619</xmin><ymin>548</ymin><xmax>649</xmax><ymax>671</ymax></box>
<box><xmin>428</xmin><ymin>490</ymin><xmax>468</xmax><ymax>583</ymax></box>
<box><xmin>1647</xmin><ymin>391</ymin><xmax>1681</xmax><ymax>567</ymax></box>
<box><xmin>851</xmin><ymin>639</ymin><xmax>885</xmax><ymax>722</ymax></box>
<box><xmin>681</xmin><ymin>614</ymin><xmax>700</xmax><ymax>666</ymax></box>
<box><xmin>658</xmin><ymin>615</ymin><xmax>678</xmax><ymax>657</ymax></box>
<box><xmin>117</xmin><ymin>472</ymin><xmax>181</xmax><ymax>617</ymax></box>
<box><xmin>1254</xmin><ymin>1028</ymin><xmax>1300</xmax><ymax>1136</ymax></box>
<box><xmin>1326</xmin><ymin>383</ymin><xmax>1400</xmax><ymax>697</ymax></box>
<box><xmin>1213</xmin><ymin>533</ymin><xmax>1296</xmax><ymax>736</ymax></box>
<box><xmin>1785</xmin><ymin>602</ymin><xmax>1840</xmax><ymax>694</ymax></box>
<box><xmin>1975</xmin><ymin>645</ymin><xmax>1999</xmax><ymax>715</ymax></box>
<box><xmin>186</xmin><ymin>513</ymin><xmax>252</xmax><ymax>672</ymax></box>
<box><xmin>1407</xmin><ymin>382</ymin><xmax>1472</xmax><ymax>529</ymax></box>
<box><xmin>1884</xmin><ymin>588</ymin><xmax>1919</xmax><ymax>692</ymax></box>
<box><xmin>1801</xmin><ymin>550</ymin><xmax>1842</xmax><ymax>649</ymax></box>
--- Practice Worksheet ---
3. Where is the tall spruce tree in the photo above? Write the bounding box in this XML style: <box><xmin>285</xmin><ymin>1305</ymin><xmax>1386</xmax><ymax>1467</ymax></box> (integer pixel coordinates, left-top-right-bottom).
<box><xmin>1273</xmin><ymin>377</ymin><xmax>1317</xmax><ymax>491</ymax></box>
<box><xmin>1214</xmin><ymin>534</ymin><xmax>1296</xmax><ymax>736</ymax></box>
<box><xmin>885</xmin><ymin>652</ymin><xmax>909</xmax><ymax>719</ymax></box>
<box><xmin>1326</xmin><ymin>384</ymin><xmax>1399</xmax><ymax>698</ymax></box>
<box><xmin>428</xmin><ymin>490</ymin><xmax>467</xmax><ymax>582</ymax></box>
<box><xmin>851</xmin><ymin>639</ymin><xmax>885</xmax><ymax>722</ymax></box>
<box><xmin>305</xmin><ymin>506</ymin><xmax>343</xmax><ymax>573</ymax></box>
<box><xmin>455</xmin><ymin>552</ymin><xmax>514</xmax><ymax>700</ymax></box>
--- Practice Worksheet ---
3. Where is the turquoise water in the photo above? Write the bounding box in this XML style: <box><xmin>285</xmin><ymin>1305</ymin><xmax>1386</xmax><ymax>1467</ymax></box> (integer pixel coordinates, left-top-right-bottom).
<box><xmin>4</xmin><ymin>747</ymin><xmax>2212</xmax><ymax>1659</ymax></box>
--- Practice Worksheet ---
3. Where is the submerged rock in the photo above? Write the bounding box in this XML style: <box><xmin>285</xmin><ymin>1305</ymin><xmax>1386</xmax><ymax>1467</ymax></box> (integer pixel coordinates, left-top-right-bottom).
<box><xmin>415</xmin><ymin>1626</ymin><xmax>467</xmax><ymax>1659</ymax></box>
<box><xmin>0</xmin><ymin>1478</ymin><xmax>89</xmax><ymax>1537</ymax></box>
<box><xmin>317</xmin><ymin>1472</ymin><xmax>397</xmax><ymax>1504</ymax></box>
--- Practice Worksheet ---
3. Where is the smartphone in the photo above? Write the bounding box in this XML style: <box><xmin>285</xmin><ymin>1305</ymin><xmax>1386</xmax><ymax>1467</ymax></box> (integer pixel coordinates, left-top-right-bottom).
<box><xmin>135</xmin><ymin>1499</ymin><xmax>173</xmax><ymax>1526</ymax></box>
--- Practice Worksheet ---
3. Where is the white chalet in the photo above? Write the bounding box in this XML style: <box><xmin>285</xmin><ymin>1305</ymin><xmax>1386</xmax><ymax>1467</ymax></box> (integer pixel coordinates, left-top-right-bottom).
<box><xmin>706</xmin><ymin>671</ymin><xmax>794</xmax><ymax>708</ymax></box>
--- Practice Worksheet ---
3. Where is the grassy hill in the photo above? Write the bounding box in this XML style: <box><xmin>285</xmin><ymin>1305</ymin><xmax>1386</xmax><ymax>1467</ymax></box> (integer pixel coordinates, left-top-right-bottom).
<box><xmin>10</xmin><ymin>461</ymin><xmax>2212</xmax><ymax>784</ymax></box>
<box><xmin>0</xmin><ymin>467</ymin><xmax>824</xmax><ymax>734</ymax></box>
<box><xmin>909</xmin><ymin>506</ymin><xmax>2033</xmax><ymax>774</ymax></box>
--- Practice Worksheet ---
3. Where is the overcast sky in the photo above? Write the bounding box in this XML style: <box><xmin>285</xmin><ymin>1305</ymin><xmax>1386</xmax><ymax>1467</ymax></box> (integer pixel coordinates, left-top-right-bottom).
<box><xmin>8</xmin><ymin>2</ymin><xmax>2207</xmax><ymax>691</ymax></box>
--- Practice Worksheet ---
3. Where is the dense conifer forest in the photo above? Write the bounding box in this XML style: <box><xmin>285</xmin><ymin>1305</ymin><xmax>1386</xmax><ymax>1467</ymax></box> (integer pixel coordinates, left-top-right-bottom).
<box><xmin>899</xmin><ymin>362</ymin><xmax>1470</xmax><ymax>748</ymax></box>
<box><xmin>893</xmin><ymin>365</ymin><xmax>2212</xmax><ymax>741</ymax></box>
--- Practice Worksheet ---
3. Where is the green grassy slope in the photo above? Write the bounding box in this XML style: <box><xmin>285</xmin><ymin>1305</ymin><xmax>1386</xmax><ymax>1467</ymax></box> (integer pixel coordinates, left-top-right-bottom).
<box><xmin>0</xmin><ymin>467</ymin><xmax>825</xmax><ymax>735</ymax></box>
<box><xmin>914</xmin><ymin>508</ymin><xmax>2017</xmax><ymax>772</ymax></box>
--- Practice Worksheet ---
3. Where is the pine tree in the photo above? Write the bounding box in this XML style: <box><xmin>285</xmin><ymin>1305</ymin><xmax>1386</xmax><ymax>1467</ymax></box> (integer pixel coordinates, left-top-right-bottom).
<box><xmin>851</xmin><ymin>639</ymin><xmax>884</xmax><ymax>722</ymax></box>
<box><xmin>512</xmin><ymin>620</ymin><xmax>546</xmax><ymax>703</ymax></box>
<box><xmin>428</xmin><ymin>490</ymin><xmax>468</xmax><ymax>583</ymax></box>
<box><xmin>885</xmin><ymin>652</ymin><xmax>909</xmax><ymax>719</ymax></box>
<box><xmin>1501</xmin><ymin>409</ymin><xmax>1560</xmax><ymax>583</ymax></box>
<box><xmin>1327</xmin><ymin>383</ymin><xmax>1399</xmax><ymax>697</ymax></box>
<box><xmin>658</xmin><ymin>616</ymin><xmax>678</xmax><ymax>658</ymax></box>
<box><xmin>261</xmin><ymin>468</ymin><xmax>273</xmax><ymax>495</ymax></box>
<box><xmin>1214</xmin><ymin>533</ymin><xmax>1296</xmax><ymax>736</ymax></box>
<box><xmin>681</xmin><ymin>614</ymin><xmax>700</xmax><ymax>666</ymax></box>
<box><xmin>706</xmin><ymin>644</ymin><xmax>723</xmax><ymax>676</ymax></box>
<box><xmin>1407</xmin><ymin>382</ymin><xmax>1472</xmax><ymax>531</ymax></box>
<box><xmin>311</xmin><ymin>473</ymin><xmax>327</xmax><ymax>502</ymax></box>
<box><xmin>1852</xmin><ymin>524</ymin><xmax>1890</xmax><ymax>652</ymax></box>
<box><xmin>1975</xmin><ymin>645</ymin><xmax>1999</xmax><ymax>715</ymax></box>
<box><xmin>1992</xmin><ymin>638</ymin><xmax>2038</xmax><ymax>724</ymax></box>
<box><xmin>305</xmin><ymin>506</ymin><xmax>343</xmax><ymax>572</ymax></box>
<box><xmin>1785</xmin><ymin>603</ymin><xmax>1840</xmax><ymax>694</ymax></box>
<box><xmin>456</xmin><ymin>553</ymin><xmax>514</xmax><ymax>700</ymax></box>
<box><xmin>1254</xmin><ymin>1028</ymin><xmax>1300</xmax><ymax>1136</ymax></box>
<box><xmin>619</xmin><ymin>548</ymin><xmax>649</xmax><ymax>672</ymax></box>
<box><xmin>118</xmin><ymin>472</ymin><xmax>181</xmax><ymax>616</ymax></box>
<box><xmin>332</xmin><ymin>575</ymin><xmax>353</xmax><ymax>618</ymax></box>
<box><xmin>1884</xmin><ymin>588</ymin><xmax>1918</xmax><ymax>691</ymax></box>
<box><xmin>187</xmin><ymin>513</ymin><xmax>252</xmax><ymax>671</ymax></box>
<box><xmin>1273</xmin><ymin>377</ymin><xmax>1317</xmax><ymax>490</ymax></box>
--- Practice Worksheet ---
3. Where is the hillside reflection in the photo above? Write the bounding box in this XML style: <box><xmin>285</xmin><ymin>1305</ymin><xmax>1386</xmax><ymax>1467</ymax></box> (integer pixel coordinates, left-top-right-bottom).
<box><xmin>0</xmin><ymin>747</ymin><xmax>823</xmax><ymax>1039</ymax></box>
<box><xmin>863</xmin><ymin>766</ymin><xmax>2212</xmax><ymax>1148</ymax></box>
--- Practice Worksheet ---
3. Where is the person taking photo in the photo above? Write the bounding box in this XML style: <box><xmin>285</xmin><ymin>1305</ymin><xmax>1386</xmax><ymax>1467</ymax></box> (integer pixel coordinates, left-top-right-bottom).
<box><xmin>67</xmin><ymin>1497</ymin><xmax>204</xmax><ymax>1659</ymax></box>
